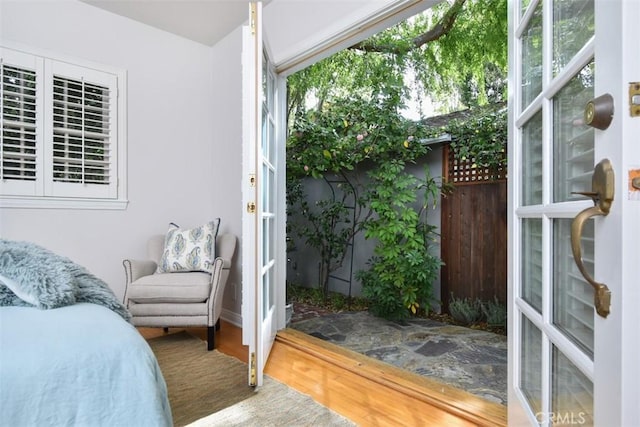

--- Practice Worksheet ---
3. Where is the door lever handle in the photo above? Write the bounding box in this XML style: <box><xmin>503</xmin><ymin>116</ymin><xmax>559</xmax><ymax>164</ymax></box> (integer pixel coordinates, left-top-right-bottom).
<box><xmin>571</xmin><ymin>206</ymin><xmax>611</xmax><ymax>317</ymax></box>
<box><xmin>570</xmin><ymin>159</ymin><xmax>614</xmax><ymax>318</ymax></box>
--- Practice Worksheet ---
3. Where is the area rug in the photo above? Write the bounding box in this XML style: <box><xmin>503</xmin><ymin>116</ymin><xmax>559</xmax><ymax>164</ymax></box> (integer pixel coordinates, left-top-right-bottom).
<box><xmin>149</xmin><ymin>331</ymin><xmax>354</xmax><ymax>427</ymax></box>
<box><xmin>186</xmin><ymin>375</ymin><xmax>355</xmax><ymax>427</ymax></box>
<box><xmin>148</xmin><ymin>331</ymin><xmax>255</xmax><ymax>426</ymax></box>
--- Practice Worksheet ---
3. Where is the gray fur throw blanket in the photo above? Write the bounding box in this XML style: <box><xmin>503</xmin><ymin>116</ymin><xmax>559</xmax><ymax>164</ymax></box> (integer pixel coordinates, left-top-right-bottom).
<box><xmin>0</xmin><ymin>239</ymin><xmax>131</xmax><ymax>322</ymax></box>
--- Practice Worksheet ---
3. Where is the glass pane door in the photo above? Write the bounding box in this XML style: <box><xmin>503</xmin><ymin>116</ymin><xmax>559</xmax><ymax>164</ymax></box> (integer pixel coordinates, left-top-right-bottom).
<box><xmin>510</xmin><ymin>0</ymin><xmax>599</xmax><ymax>424</ymax></box>
<box><xmin>241</xmin><ymin>1</ymin><xmax>283</xmax><ymax>388</ymax></box>
<box><xmin>513</xmin><ymin>0</ymin><xmax>640</xmax><ymax>424</ymax></box>
<box><xmin>259</xmin><ymin>48</ymin><xmax>278</xmax><ymax>366</ymax></box>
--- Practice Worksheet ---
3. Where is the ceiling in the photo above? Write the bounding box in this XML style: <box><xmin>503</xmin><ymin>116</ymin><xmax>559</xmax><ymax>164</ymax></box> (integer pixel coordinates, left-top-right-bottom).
<box><xmin>79</xmin><ymin>0</ymin><xmax>436</xmax><ymax>73</ymax></box>
<box><xmin>81</xmin><ymin>0</ymin><xmax>267</xmax><ymax>46</ymax></box>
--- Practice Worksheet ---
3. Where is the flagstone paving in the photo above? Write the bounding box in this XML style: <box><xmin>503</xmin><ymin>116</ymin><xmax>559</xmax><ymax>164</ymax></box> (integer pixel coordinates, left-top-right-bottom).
<box><xmin>290</xmin><ymin>307</ymin><xmax>507</xmax><ymax>405</ymax></box>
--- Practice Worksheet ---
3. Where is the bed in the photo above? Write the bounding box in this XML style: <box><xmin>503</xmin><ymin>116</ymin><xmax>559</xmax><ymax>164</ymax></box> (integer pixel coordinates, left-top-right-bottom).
<box><xmin>0</xmin><ymin>240</ymin><xmax>173</xmax><ymax>426</ymax></box>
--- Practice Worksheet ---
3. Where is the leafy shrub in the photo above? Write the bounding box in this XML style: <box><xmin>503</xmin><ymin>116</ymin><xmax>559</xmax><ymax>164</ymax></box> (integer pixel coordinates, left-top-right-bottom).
<box><xmin>481</xmin><ymin>296</ymin><xmax>507</xmax><ymax>328</ymax></box>
<box><xmin>448</xmin><ymin>294</ymin><xmax>483</xmax><ymax>325</ymax></box>
<box><xmin>356</xmin><ymin>161</ymin><xmax>441</xmax><ymax>321</ymax></box>
<box><xmin>358</xmin><ymin>250</ymin><xmax>441</xmax><ymax>321</ymax></box>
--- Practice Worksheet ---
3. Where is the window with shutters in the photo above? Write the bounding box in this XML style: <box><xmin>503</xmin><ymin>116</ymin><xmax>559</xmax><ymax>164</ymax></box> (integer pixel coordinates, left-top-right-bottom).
<box><xmin>1</xmin><ymin>46</ymin><xmax>127</xmax><ymax>209</ymax></box>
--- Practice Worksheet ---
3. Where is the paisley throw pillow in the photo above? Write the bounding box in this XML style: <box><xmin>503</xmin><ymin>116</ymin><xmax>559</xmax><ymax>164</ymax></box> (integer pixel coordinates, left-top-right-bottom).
<box><xmin>156</xmin><ymin>219</ymin><xmax>220</xmax><ymax>273</ymax></box>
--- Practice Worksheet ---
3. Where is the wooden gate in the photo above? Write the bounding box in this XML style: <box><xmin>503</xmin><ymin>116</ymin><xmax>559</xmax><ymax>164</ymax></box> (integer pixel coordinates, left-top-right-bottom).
<box><xmin>440</xmin><ymin>144</ymin><xmax>507</xmax><ymax>311</ymax></box>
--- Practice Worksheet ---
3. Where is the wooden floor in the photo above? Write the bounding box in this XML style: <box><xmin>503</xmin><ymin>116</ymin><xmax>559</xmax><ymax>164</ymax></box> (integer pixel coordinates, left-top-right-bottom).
<box><xmin>139</xmin><ymin>323</ymin><xmax>507</xmax><ymax>427</ymax></box>
<box><xmin>138</xmin><ymin>320</ymin><xmax>248</xmax><ymax>364</ymax></box>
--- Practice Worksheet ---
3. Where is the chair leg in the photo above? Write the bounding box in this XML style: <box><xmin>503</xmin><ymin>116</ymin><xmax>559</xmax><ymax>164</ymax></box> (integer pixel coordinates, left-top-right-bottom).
<box><xmin>207</xmin><ymin>326</ymin><xmax>215</xmax><ymax>351</ymax></box>
<box><xmin>215</xmin><ymin>319</ymin><xmax>221</xmax><ymax>331</ymax></box>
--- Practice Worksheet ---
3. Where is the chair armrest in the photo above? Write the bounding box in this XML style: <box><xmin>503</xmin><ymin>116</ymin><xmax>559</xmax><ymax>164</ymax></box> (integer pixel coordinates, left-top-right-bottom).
<box><xmin>123</xmin><ymin>259</ymin><xmax>157</xmax><ymax>285</ymax></box>
<box><xmin>207</xmin><ymin>257</ymin><xmax>230</xmax><ymax>327</ymax></box>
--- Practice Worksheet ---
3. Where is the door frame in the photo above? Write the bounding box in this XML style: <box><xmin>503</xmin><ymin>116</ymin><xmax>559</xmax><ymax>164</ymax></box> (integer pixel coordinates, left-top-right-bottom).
<box><xmin>595</xmin><ymin>1</ymin><xmax>640</xmax><ymax>424</ymax></box>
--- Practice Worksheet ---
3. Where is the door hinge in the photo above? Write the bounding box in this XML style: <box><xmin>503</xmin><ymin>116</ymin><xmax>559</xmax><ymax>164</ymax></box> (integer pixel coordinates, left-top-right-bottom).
<box><xmin>249</xmin><ymin>352</ymin><xmax>257</xmax><ymax>386</ymax></box>
<box><xmin>250</xmin><ymin>3</ymin><xmax>257</xmax><ymax>36</ymax></box>
<box><xmin>629</xmin><ymin>82</ymin><xmax>640</xmax><ymax>117</ymax></box>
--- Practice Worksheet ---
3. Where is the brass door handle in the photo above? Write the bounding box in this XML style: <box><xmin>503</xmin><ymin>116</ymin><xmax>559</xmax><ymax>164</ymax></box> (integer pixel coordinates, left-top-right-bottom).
<box><xmin>570</xmin><ymin>159</ymin><xmax>614</xmax><ymax>318</ymax></box>
<box><xmin>571</xmin><ymin>205</ymin><xmax>611</xmax><ymax>317</ymax></box>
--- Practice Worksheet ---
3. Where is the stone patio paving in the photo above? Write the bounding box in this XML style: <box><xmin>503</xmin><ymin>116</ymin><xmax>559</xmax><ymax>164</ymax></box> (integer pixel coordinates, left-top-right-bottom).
<box><xmin>290</xmin><ymin>306</ymin><xmax>507</xmax><ymax>405</ymax></box>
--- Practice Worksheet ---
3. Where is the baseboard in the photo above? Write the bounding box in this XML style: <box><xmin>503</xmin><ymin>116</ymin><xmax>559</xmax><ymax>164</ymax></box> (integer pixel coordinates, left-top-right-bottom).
<box><xmin>221</xmin><ymin>308</ymin><xmax>242</xmax><ymax>328</ymax></box>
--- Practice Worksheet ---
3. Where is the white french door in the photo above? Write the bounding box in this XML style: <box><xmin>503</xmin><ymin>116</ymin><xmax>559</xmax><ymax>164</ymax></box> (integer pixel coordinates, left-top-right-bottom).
<box><xmin>508</xmin><ymin>0</ymin><xmax>638</xmax><ymax>425</ymax></box>
<box><xmin>241</xmin><ymin>1</ymin><xmax>286</xmax><ymax>387</ymax></box>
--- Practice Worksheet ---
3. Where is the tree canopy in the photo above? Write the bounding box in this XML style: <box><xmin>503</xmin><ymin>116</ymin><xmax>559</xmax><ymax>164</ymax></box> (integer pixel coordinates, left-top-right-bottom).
<box><xmin>286</xmin><ymin>0</ymin><xmax>509</xmax><ymax>178</ymax></box>
<box><xmin>287</xmin><ymin>0</ymin><xmax>507</xmax><ymax>119</ymax></box>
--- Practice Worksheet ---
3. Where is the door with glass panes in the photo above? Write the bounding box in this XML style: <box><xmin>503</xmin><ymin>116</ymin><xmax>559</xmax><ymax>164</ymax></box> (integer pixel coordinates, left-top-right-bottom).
<box><xmin>508</xmin><ymin>0</ymin><xmax>638</xmax><ymax>425</ymax></box>
<box><xmin>241</xmin><ymin>1</ymin><xmax>286</xmax><ymax>388</ymax></box>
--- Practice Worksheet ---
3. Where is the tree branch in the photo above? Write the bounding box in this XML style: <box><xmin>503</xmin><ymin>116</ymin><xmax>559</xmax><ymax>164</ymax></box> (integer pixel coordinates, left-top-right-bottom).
<box><xmin>350</xmin><ymin>0</ymin><xmax>467</xmax><ymax>54</ymax></box>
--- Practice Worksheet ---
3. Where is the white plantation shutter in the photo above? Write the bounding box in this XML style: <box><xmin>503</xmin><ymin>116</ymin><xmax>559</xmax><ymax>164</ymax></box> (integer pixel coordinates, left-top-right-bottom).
<box><xmin>1</xmin><ymin>48</ymin><xmax>43</xmax><ymax>196</ymax></box>
<box><xmin>46</xmin><ymin>60</ymin><xmax>117</xmax><ymax>198</ymax></box>
<box><xmin>52</xmin><ymin>77</ymin><xmax>111</xmax><ymax>184</ymax></box>
<box><xmin>2</xmin><ymin>65</ymin><xmax>37</xmax><ymax>179</ymax></box>
<box><xmin>1</xmin><ymin>46</ymin><xmax>125</xmax><ymax>207</ymax></box>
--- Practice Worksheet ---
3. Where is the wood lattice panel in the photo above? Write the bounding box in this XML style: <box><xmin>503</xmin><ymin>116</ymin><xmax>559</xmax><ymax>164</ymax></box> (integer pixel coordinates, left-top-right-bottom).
<box><xmin>444</xmin><ymin>145</ymin><xmax>507</xmax><ymax>184</ymax></box>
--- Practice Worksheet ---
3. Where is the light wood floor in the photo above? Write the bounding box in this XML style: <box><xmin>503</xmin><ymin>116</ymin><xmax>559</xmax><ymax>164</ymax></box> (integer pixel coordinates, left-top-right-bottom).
<box><xmin>139</xmin><ymin>323</ymin><xmax>507</xmax><ymax>427</ymax></box>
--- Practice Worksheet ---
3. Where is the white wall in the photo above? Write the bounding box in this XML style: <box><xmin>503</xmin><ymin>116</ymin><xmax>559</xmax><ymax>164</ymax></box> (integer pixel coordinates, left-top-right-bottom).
<box><xmin>0</xmin><ymin>1</ymin><xmax>239</xmax><ymax>306</ymax></box>
<box><xmin>209</xmin><ymin>26</ymin><xmax>244</xmax><ymax>321</ymax></box>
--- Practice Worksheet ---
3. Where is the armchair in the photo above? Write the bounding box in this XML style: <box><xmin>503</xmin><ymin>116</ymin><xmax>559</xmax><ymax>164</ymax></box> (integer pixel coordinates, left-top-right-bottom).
<box><xmin>123</xmin><ymin>233</ymin><xmax>236</xmax><ymax>351</ymax></box>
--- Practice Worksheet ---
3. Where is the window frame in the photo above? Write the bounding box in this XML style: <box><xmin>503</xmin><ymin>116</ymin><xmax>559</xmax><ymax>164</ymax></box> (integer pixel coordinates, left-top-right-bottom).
<box><xmin>1</xmin><ymin>43</ymin><xmax>128</xmax><ymax>210</ymax></box>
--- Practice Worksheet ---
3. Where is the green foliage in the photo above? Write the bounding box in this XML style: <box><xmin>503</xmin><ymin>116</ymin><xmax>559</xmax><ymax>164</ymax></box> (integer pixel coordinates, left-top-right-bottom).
<box><xmin>286</xmin><ymin>174</ymin><xmax>357</xmax><ymax>298</ymax></box>
<box><xmin>286</xmin><ymin>282</ymin><xmax>369</xmax><ymax>312</ymax></box>
<box><xmin>287</xmin><ymin>97</ymin><xmax>507</xmax><ymax>181</ymax></box>
<box><xmin>286</xmin><ymin>282</ymin><xmax>326</xmax><ymax>306</ymax></box>
<box><xmin>287</xmin><ymin>0</ymin><xmax>508</xmax><ymax>117</ymax></box>
<box><xmin>287</xmin><ymin>95</ymin><xmax>449</xmax><ymax>316</ymax></box>
<box><xmin>448</xmin><ymin>294</ymin><xmax>507</xmax><ymax>329</ymax></box>
<box><xmin>447</xmin><ymin>106</ymin><xmax>507</xmax><ymax>171</ymax></box>
<box><xmin>421</xmin><ymin>0</ymin><xmax>508</xmax><ymax>107</ymax></box>
<box><xmin>286</xmin><ymin>0</ymin><xmax>509</xmax><ymax>319</ymax></box>
<box><xmin>286</xmin><ymin>99</ymin><xmax>506</xmax><ymax>319</ymax></box>
<box><xmin>287</xmin><ymin>97</ymin><xmax>437</xmax><ymax>179</ymax></box>
<box><xmin>481</xmin><ymin>296</ymin><xmax>507</xmax><ymax>328</ymax></box>
<box><xmin>448</xmin><ymin>294</ymin><xmax>483</xmax><ymax>325</ymax></box>
<box><xmin>286</xmin><ymin>96</ymin><xmax>440</xmax><ymax>306</ymax></box>
<box><xmin>356</xmin><ymin>162</ymin><xmax>442</xmax><ymax>320</ymax></box>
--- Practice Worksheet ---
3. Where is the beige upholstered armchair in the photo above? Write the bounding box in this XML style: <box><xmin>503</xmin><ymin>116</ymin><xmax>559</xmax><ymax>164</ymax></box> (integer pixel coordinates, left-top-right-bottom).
<box><xmin>123</xmin><ymin>233</ymin><xmax>236</xmax><ymax>351</ymax></box>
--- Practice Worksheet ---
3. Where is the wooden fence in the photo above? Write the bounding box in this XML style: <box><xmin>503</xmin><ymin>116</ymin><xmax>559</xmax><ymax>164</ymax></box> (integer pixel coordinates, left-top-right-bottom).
<box><xmin>440</xmin><ymin>144</ymin><xmax>507</xmax><ymax>311</ymax></box>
